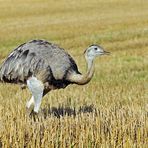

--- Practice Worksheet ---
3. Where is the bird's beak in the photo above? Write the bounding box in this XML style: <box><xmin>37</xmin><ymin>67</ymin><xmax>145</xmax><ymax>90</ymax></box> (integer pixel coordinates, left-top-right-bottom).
<box><xmin>103</xmin><ymin>50</ymin><xmax>110</xmax><ymax>55</ymax></box>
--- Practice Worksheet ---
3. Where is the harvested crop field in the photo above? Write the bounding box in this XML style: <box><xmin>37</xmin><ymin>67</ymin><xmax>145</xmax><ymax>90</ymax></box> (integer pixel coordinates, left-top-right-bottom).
<box><xmin>0</xmin><ymin>0</ymin><xmax>148</xmax><ymax>147</ymax></box>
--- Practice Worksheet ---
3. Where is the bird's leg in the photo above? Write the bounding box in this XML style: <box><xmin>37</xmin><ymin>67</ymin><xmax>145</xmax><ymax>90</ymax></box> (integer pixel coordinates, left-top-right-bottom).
<box><xmin>33</xmin><ymin>92</ymin><xmax>43</xmax><ymax>113</ymax></box>
<box><xmin>26</xmin><ymin>96</ymin><xmax>34</xmax><ymax>109</ymax></box>
<box><xmin>27</xmin><ymin>76</ymin><xmax>44</xmax><ymax>113</ymax></box>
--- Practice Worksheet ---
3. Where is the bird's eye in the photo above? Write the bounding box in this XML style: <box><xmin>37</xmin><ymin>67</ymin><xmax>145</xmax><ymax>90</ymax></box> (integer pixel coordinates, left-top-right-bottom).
<box><xmin>94</xmin><ymin>47</ymin><xmax>98</xmax><ymax>50</ymax></box>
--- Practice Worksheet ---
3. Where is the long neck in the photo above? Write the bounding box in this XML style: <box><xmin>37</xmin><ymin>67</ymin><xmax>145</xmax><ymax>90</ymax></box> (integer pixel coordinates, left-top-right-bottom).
<box><xmin>84</xmin><ymin>57</ymin><xmax>95</xmax><ymax>83</ymax></box>
<box><xmin>68</xmin><ymin>56</ymin><xmax>95</xmax><ymax>85</ymax></box>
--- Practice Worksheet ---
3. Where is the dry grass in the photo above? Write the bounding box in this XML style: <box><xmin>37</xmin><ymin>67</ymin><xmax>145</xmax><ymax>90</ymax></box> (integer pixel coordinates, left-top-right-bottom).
<box><xmin>0</xmin><ymin>0</ymin><xmax>148</xmax><ymax>147</ymax></box>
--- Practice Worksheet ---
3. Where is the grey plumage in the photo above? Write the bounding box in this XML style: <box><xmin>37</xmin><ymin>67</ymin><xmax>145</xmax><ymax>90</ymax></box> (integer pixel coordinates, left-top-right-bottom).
<box><xmin>0</xmin><ymin>40</ymin><xmax>80</xmax><ymax>90</ymax></box>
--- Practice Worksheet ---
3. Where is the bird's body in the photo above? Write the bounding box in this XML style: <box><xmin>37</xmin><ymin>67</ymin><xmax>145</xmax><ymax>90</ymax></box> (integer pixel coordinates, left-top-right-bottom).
<box><xmin>0</xmin><ymin>40</ymin><xmax>80</xmax><ymax>91</ymax></box>
<box><xmin>0</xmin><ymin>39</ymin><xmax>109</xmax><ymax>113</ymax></box>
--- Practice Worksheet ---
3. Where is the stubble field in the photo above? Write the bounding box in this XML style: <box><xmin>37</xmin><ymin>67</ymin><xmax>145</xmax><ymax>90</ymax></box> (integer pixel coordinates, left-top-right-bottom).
<box><xmin>0</xmin><ymin>0</ymin><xmax>148</xmax><ymax>147</ymax></box>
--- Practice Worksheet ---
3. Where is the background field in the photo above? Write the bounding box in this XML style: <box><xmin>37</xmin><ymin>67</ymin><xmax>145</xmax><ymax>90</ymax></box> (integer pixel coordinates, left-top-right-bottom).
<box><xmin>0</xmin><ymin>0</ymin><xmax>148</xmax><ymax>147</ymax></box>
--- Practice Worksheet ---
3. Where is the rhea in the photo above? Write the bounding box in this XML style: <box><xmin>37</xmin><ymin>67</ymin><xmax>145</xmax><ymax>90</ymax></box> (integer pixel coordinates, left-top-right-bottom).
<box><xmin>0</xmin><ymin>40</ymin><xmax>109</xmax><ymax>113</ymax></box>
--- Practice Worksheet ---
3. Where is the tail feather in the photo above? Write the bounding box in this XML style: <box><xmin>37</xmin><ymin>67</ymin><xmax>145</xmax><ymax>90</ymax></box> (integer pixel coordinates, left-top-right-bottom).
<box><xmin>0</xmin><ymin>62</ymin><xmax>14</xmax><ymax>83</ymax></box>
<box><xmin>0</xmin><ymin>64</ymin><xmax>2</xmax><ymax>81</ymax></box>
<box><xmin>0</xmin><ymin>64</ymin><xmax>4</xmax><ymax>82</ymax></box>
<box><xmin>0</xmin><ymin>70</ymin><xmax>3</xmax><ymax>82</ymax></box>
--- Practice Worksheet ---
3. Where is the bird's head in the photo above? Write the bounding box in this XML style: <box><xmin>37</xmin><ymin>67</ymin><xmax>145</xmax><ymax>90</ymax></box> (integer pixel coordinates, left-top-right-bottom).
<box><xmin>84</xmin><ymin>44</ymin><xmax>110</xmax><ymax>61</ymax></box>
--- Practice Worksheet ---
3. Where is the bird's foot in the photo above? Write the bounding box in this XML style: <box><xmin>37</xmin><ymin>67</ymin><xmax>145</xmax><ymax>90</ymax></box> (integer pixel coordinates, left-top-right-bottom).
<box><xmin>27</xmin><ymin>109</ymin><xmax>44</xmax><ymax>122</ymax></box>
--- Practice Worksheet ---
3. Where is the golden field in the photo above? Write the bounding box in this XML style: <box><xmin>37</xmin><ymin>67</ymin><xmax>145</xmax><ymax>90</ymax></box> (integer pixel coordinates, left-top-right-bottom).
<box><xmin>0</xmin><ymin>0</ymin><xmax>148</xmax><ymax>147</ymax></box>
